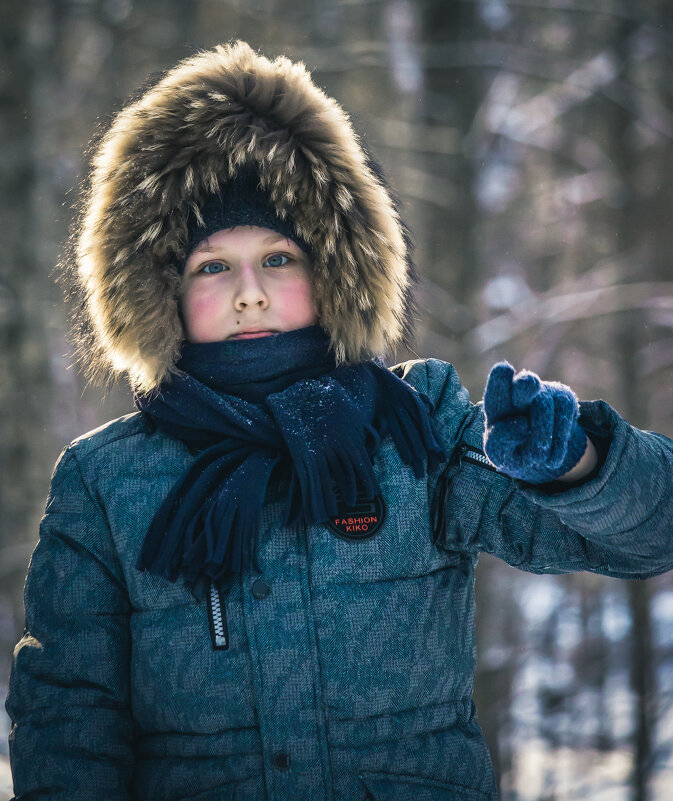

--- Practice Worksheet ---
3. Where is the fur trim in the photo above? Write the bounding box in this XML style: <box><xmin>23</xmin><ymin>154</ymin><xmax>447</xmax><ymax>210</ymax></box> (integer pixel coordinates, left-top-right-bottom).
<box><xmin>65</xmin><ymin>40</ymin><xmax>418</xmax><ymax>392</ymax></box>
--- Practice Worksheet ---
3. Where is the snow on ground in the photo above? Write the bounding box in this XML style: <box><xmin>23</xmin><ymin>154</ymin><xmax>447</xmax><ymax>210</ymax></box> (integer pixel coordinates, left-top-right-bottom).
<box><xmin>0</xmin><ymin>755</ymin><xmax>12</xmax><ymax>801</ymax></box>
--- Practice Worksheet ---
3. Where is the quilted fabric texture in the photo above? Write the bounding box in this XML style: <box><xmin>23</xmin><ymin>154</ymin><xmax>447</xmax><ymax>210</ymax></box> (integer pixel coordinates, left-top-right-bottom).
<box><xmin>5</xmin><ymin>359</ymin><xmax>673</xmax><ymax>801</ymax></box>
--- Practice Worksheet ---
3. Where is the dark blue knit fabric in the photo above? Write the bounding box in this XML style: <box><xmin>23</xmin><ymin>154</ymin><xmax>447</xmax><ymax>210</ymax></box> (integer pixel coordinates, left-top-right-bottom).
<box><xmin>184</xmin><ymin>166</ymin><xmax>312</xmax><ymax>263</ymax></box>
<box><xmin>133</xmin><ymin>325</ymin><xmax>448</xmax><ymax>602</ymax></box>
<box><xmin>482</xmin><ymin>361</ymin><xmax>588</xmax><ymax>483</ymax></box>
<box><xmin>176</xmin><ymin>325</ymin><xmax>339</xmax><ymax>403</ymax></box>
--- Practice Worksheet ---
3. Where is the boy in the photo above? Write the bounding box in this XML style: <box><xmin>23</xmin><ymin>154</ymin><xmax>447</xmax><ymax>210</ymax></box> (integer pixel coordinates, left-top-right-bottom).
<box><xmin>5</xmin><ymin>40</ymin><xmax>673</xmax><ymax>801</ymax></box>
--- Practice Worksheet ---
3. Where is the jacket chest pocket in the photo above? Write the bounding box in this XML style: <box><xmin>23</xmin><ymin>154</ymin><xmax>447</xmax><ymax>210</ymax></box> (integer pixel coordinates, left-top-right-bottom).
<box><xmin>307</xmin><ymin>442</ymin><xmax>458</xmax><ymax>585</ymax></box>
<box><xmin>129</xmin><ymin>577</ymin><xmax>257</xmax><ymax>734</ymax></box>
<box><xmin>359</xmin><ymin>771</ymin><xmax>492</xmax><ymax>801</ymax></box>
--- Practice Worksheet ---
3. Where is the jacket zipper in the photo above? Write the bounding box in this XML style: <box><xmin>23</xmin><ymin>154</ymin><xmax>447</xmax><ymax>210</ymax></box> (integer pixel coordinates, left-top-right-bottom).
<box><xmin>460</xmin><ymin>443</ymin><xmax>501</xmax><ymax>472</ymax></box>
<box><xmin>207</xmin><ymin>581</ymin><xmax>229</xmax><ymax>650</ymax></box>
<box><xmin>431</xmin><ymin>443</ymin><xmax>502</xmax><ymax>544</ymax></box>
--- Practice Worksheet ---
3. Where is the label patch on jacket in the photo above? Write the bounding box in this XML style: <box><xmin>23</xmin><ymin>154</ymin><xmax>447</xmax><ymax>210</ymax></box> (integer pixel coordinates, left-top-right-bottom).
<box><xmin>325</xmin><ymin>484</ymin><xmax>386</xmax><ymax>541</ymax></box>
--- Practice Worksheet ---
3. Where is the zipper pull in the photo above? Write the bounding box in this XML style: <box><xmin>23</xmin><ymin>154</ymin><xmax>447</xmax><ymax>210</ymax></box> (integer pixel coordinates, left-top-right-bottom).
<box><xmin>207</xmin><ymin>581</ymin><xmax>230</xmax><ymax>650</ymax></box>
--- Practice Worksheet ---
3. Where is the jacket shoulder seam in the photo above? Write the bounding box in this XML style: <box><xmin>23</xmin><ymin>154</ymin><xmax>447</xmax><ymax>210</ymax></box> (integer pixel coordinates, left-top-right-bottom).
<box><xmin>68</xmin><ymin>415</ymin><xmax>149</xmax><ymax>461</ymax></box>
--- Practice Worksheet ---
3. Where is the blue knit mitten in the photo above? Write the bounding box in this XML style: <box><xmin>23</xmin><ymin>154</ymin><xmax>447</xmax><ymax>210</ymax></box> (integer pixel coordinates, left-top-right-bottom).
<box><xmin>482</xmin><ymin>362</ymin><xmax>588</xmax><ymax>484</ymax></box>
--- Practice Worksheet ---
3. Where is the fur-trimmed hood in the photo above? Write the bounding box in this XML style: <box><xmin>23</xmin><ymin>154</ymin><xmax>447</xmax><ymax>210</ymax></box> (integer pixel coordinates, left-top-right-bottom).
<box><xmin>68</xmin><ymin>40</ymin><xmax>418</xmax><ymax>392</ymax></box>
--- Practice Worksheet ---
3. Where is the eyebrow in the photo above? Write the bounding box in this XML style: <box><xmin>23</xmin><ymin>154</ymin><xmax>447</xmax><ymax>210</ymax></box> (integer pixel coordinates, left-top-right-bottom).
<box><xmin>193</xmin><ymin>232</ymin><xmax>293</xmax><ymax>254</ymax></box>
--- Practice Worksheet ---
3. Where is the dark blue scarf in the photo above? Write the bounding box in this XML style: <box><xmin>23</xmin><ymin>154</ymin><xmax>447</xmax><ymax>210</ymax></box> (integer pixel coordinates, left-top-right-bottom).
<box><xmin>134</xmin><ymin>325</ymin><xmax>447</xmax><ymax>602</ymax></box>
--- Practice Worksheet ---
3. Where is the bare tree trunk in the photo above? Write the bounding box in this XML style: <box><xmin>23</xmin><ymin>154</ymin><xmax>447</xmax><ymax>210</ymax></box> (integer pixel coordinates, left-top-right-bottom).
<box><xmin>0</xmin><ymin>0</ymin><xmax>54</xmax><ymax>676</ymax></box>
<box><xmin>607</xmin><ymin>16</ymin><xmax>656</xmax><ymax>801</ymax></box>
<box><xmin>627</xmin><ymin>580</ymin><xmax>654</xmax><ymax>801</ymax></box>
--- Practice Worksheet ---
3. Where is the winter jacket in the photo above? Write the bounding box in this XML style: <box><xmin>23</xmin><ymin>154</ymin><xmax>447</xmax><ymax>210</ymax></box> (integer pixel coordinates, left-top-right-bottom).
<box><xmin>6</xmin><ymin>356</ymin><xmax>673</xmax><ymax>801</ymax></box>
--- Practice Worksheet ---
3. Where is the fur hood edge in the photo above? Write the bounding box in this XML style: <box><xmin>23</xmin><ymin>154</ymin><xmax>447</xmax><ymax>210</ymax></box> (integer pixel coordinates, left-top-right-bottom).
<box><xmin>65</xmin><ymin>40</ymin><xmax>418</xmax><ymax>392</ymax></box>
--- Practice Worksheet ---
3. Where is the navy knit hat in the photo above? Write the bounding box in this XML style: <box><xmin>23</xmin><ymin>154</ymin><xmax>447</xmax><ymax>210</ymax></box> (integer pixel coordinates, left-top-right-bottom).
<box><xmin>184</xmin><ymin>167</ymin><xmax>312</xmax><ymax>267</ymax></box>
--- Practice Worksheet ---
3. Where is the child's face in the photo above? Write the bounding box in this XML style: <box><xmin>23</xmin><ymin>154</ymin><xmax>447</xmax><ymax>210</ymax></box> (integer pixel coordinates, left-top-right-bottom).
<box><xmin>180</xmin><ymin>226</ymin><xmax>318</xmax><ymax>343</ymax></box>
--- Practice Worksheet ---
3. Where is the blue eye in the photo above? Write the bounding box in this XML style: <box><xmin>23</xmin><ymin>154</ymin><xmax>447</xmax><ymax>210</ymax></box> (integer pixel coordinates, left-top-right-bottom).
<box><xmin>201</xmin><ymin>261</ymin><xmax>227</xmax><ymax>274</ymax></box>
<box><xmin>265</xmin><ymin>254</ymin><xmax>290</xmax><ymax>268</ymax></box>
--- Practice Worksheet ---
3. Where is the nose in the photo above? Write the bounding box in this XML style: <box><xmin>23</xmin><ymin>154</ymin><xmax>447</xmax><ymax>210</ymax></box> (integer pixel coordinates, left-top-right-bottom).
<box><xmin>233</xmin><ymin>264</ymin><xmax>269</xmax><ymax>312</ymax></box>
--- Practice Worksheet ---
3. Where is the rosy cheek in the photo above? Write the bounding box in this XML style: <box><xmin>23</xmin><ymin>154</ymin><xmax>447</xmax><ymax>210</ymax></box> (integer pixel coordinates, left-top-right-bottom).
<box><xmin>278</xmin><ymin>279</ymin><xmax>316</xmax><ymax>323</ymax></box>
<box><xmin>182</xmin><ymin>292</ymin><xmax>221</xmax><ymax>339</ymax></box>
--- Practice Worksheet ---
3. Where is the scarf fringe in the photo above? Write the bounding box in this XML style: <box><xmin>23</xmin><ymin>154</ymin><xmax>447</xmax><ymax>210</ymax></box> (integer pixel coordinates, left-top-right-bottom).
<box><xmin>283</xmin><ymin>432</ymin><xmax>383</xmax><ymax>528</ymax></box>
<box><xmin>136</xmin><ymin>448</ymin><xmax>278</xmax><ymax>601</ymax></box>
<box><xmin>373</xmin><ymin>366</ymin><xmax>448</xmax><ymax>478</ymax></box>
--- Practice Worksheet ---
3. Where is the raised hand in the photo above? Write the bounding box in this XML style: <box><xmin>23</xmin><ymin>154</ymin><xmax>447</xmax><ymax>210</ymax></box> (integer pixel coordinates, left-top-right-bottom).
<box><xmin>482</xmin><ymin>362</ymin><xmax>588</xmax><ymax>484</ymax></box>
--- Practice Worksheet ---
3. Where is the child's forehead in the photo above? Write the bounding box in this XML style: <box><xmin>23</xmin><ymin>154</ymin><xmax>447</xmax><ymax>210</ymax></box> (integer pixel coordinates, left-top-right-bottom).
<box><xmin>192</xmin><ymin>226</ymin><xmax>297</xmax><ymax>253</ymax></box>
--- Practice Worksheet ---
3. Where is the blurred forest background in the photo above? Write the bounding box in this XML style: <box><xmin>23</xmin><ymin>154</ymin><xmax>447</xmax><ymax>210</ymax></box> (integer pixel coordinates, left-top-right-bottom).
<box><xmin>1</xmin><ymin>0</ymin><xmax>673</xmax><ymax>799</ymax></box>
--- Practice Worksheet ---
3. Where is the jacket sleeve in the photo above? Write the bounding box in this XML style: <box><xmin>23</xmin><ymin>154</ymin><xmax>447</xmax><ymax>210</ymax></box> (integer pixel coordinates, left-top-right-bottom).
<box><xmin>418</xmin><ymin>358</ymin><xmax>673</xmax><ymax>579</ymax></box>
<box><xmin>4</xmin><ymin>446</ymin><xmax>135</xmax><ymax>800</ymax></box>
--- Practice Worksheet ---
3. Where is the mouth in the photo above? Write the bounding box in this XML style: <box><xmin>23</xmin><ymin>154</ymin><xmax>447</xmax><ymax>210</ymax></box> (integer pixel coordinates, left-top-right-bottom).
<box><xmin>228</xmin><ymin>329</ymin><xmax>279</xmax><ymax>340</ymax></box>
